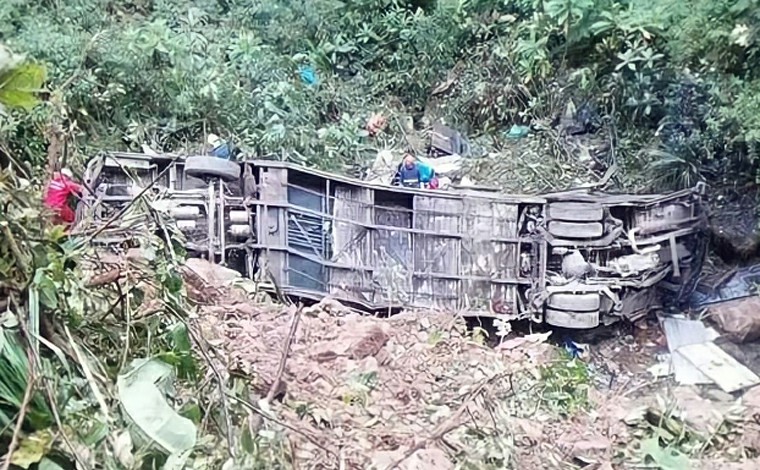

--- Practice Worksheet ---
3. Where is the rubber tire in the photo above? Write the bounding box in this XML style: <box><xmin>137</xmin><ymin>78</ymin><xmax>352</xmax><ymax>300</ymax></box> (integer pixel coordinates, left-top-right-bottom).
<box><xmin>547</xmin><ymin>293</ymin><xmax>600</xmax><ymax>312</ymax></box>
<box><xmin>547</xmin><ymin>202</ymin><xmax>603</xmax><ymax>222</ymax></box>
<box><xmin>185</xmin><ymin>156</ymin><xmax>240</xmax><ymax>181</ymax></box>
<box><xmin>548</xmin><ymin>221</ymin><xmax>604</xmax><ymax>239</ymax></box>
<box><xmin>545</xmin><ymin>308</ymin><xmax>600</xmax><ymax>329</ymax></box>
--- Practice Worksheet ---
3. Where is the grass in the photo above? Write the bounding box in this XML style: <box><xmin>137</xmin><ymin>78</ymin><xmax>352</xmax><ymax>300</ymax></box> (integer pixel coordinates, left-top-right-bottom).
<box><xmin>0</xmin><ymin>329</ymin><xmax>53</xmax><ymax>433</ymax></box>
<box><xmin>539</xmin><ymin>351</ymin><xmax>591</xmax><ymax>415</ymax></box>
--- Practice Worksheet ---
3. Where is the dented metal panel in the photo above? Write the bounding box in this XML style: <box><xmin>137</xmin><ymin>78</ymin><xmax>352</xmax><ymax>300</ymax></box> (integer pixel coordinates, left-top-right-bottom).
<box><xmin>329</xmin><ymin>184</ymin><xmax>373</xmax><ymax>303</ymax></box>
<box><xmin>372</xmin><ymin>200</ymin><xmax>413</xmax><ymax>306</ymax></box>
<box><xmin>548</xmin><ymin>221</ymin><xmax>604</xmax><ymax>239</ymax></box>
<box><xmin>412</xmin><ymin>196</ymin><xmax>462</xmax><ymax>309</ymax></box>
<box><xmin>545</xmin><ymin>309</ymin><xmax>600</xmax><ymax>329</ymax></box>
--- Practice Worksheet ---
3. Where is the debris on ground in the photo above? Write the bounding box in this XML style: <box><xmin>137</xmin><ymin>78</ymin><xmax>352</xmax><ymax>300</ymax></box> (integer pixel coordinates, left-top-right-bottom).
<box><xmin>367</xmin><ymin>113</ymin><xmax>387</xmax><ymax>137</ymax></box>
<box><xmin>170</xmin><ymin>256</ymin><xmax>760</xmax><ymax>468</ymax></box>
<box><xmin>662</xmin><ymin>316</ymin><xmax>760</xmax><ymax>392</ymax></box>
<box><xmin>662</xmin><ymin>316</ymin><xmax>721</xmax><ymax>385</ymax></box>
<box><xmin>506</xmin><ymin>124</ymin><xmax>530</xmax><ymax>140</ymax></box>
<box><xmin>678</xmin><ymin>342</ymin><xmax>760</xmax><ymax>393</ymax></box>
<box><xmin>298</xmin><ymin>64</ymin><xmax>318</xmax><ymax>86</ymax></box>
<box><xmin>428</xmin><ymin>123</ymin><xmax>470</xmax><ymax>158</ymax></box>
<box><xmin>365</xmin><ymin>150</ymin><xmax>399</xmax><ymax>184</ymax></box>
<box><xmin>182</xmin><ymin>259</ymin><xmax>605</xmax><ymax>468</ymax></box>
<box><xmin>196</xmin><ymin>297</ymin><xmax>554</xmax><ymax>467</ymax></box>
<box><xmin>691</xmin><ymin>263</ymin><xmax>760</xmax><ymax>308</ymax></box>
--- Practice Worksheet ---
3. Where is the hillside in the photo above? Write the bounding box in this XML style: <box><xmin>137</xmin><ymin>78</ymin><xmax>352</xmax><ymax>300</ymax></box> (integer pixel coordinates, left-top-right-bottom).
<box><xmin>4</xmin><ymin>0</ymin><xmax>760</xmax><ymax>468</ymax></box>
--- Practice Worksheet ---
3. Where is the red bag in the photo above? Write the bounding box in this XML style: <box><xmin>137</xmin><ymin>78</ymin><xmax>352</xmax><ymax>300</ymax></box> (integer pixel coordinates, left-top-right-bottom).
<box><xmin>429</xmin><ymin>177</ymin><xmax>439</xmax><ymax>189</ymax></box>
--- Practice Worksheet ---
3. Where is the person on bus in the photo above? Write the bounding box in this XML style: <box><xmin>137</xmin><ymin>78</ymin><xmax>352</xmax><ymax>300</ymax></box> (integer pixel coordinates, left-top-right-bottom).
<box><xmin>208</xmin><ymin>133</ymin><xmax>234</xmax><ymax>160</ymax></box>
<box><xmin>43</xmin><ymin>168</ymin><xmax>83</xmax><ymax>228</ymax></box>
<box><xmin>395</xmin><ymin>153</ymin><xmax>437</xmax><ymax>189</ymax></box>
<box><xmin>418</xmin><ymin>159</ymin><xmax>437</xmax><ymax>189</ymax></box>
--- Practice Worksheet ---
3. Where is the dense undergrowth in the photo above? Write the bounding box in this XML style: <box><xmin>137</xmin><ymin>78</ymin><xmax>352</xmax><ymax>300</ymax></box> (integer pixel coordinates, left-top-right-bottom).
<box><xmin>1</xmin><ymin>0</ymin><xmax>760</xmax><ymax>188</ymax></box>
<box><xmin>3</xmin><ymin>0</ymin><xmax>760</xmax><ymax>468</ymax></box>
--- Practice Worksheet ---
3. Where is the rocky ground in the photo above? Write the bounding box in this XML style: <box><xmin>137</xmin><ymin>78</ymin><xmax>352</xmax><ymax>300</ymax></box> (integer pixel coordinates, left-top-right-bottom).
<box><xmin>180</xmin><ymin>259</ymin><xmax>760</xmax><ymax>470</ymax></box>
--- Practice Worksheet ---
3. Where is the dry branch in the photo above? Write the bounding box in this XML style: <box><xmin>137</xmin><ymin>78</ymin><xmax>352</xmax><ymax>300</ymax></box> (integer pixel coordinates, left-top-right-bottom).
<box><xmin>265</xmin><ymin>305</ymin><xmax>303</xmax><ymax>403</ymax></box>
<box><xmin>226</xmin><ymin>393</ymin><xmax>338</xmax><ymax>459</ymax></box>
<box><xmin>170</xmin><ymin>306</ymin><xmax>236</xmax><ymax>459</ymax></box>
<box><xmin>384</xmin><ymin>375</ymin><xmax>498</xmax><ymax>470</ymax></box>
<box><xmin>84</xmin><ymin>160</ymin><xmax>177</xmax><ymax>241</ymax></box>
<box><xmin>85</xmin><ymin>267</ymin><xmax>121</xmax><ymax>287</ymax></box>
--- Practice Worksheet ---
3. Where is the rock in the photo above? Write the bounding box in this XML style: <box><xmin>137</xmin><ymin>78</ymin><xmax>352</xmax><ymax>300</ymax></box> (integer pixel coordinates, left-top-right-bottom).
<box><xmin>126</xmin><ymin>247</ymin><xmax>151</xmax><ymax>264</ymax></box>
<box><xmin>673</xmin><ymin>386</ymin><xmax>733</xmax><ymax>434</ymax></box>
<box><xmin>370</xmin><ymin>448</ymin><xmax>453</xmax><ymax>470</ymax></box>
<box><xmin>404</xmin><ymin>448</ymin><xmax>453</xmax><ymax>470</ymax></box>
<box><xmin>711</xmin><ymin>296</ymin><xmax>760</xmax><ymax>343</ymax></box>
<box><xmin>358</xmin><ymin>356</ymin><xmax>379</xmax><ymax>375</ymax></box>
<box><xmin>742</xmin><ymin>385</ymin><xmax>760</xmax><ymax>422</ymax></box>
<box><xmin>570</xmin><ymin>435</ymin><xmax>610</xmax><ymax>463</ymax></box>
<box><xmin>512</xmin><ymin>417</ymin><xmax>543</xmax><ymax>442</ymax></box>
<box><xmin>705</xmin><ymin>388</ymin><xmax>736</xmax><ymax>403</ymax></box>
<box><xmin>231</xmin><ymin>302</ymin><xmax>260</xmax><ymax>318</ymax></box>
<box><xmin>184</xmin><ymin>258</ymin><xmax>242</xmax><ymax>287</ymax></box>
<box><xmin>741</xmin><ymin>423</ymin><xmax>760</xmax><ymax>452</ymax></box>
<box><xmin>695</xmin><ymin>458</ymin><xmax>760</xmax><ymax>470</ymax></box>
<box><xmin>350</xmin><ymin>326</ymin><xmax>389</xmax><ymax>360</ymax></box>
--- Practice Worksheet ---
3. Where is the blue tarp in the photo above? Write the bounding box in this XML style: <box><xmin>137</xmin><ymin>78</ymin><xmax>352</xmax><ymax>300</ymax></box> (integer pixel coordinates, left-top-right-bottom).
<box><xmin>212</xmin><ymin>143</ymin><xmax>233</xmax><ymax>160</ymax></box>
<box><xmin>299</xmin><ymin>65</ymin><xmax>318</xmax><ymax>86</ymax></box>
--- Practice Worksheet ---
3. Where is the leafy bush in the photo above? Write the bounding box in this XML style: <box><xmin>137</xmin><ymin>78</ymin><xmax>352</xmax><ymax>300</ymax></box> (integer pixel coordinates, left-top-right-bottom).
<box><xmin>3</xmin><ymin>0</ymin><xmax>760</xmax><ymax>187</ymax></box>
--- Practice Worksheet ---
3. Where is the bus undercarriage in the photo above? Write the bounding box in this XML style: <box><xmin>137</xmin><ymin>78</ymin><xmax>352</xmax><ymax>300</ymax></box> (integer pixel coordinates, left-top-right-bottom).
<box><xmin>78</xmin><ymin>152</ymin><xmax>708</xmax><ymax>329</ymax></box>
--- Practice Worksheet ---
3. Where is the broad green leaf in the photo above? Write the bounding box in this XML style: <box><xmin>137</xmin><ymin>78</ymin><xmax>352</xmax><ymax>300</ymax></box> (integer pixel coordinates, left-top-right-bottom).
<box><xmin>170</xmin><ymin>323</ymin><xmax>192</xmax><ymax>354</ymax></box>
<box><xmin>38</xmin><ymin>458</ymin><xmax>66</xmax><ymax>470</ymax></box>
<box><xmin>32</xmin><ymin>271</ymin><xmax>57</xmax><ymax>309</ymax></box>
<box><xmin>179</xmin><ymin>402</ymin><xmax>202</xmax><ymax>424</ymax></box>
<box><xmin>0</xmin><ymin>62</ymin><xmax>46</xmax><ymax>110</ymax></box>
<box><xmin>640</xmin><ymin>437</ymin><xmax>691</xmax><ymax>470</ymax></box>
<box><xmin>10</xmin><ymin>429</ymin><xmax>54</xmax><ymax>469</ymax></box>
<box><xmin>82</xmin><ymin>421</ymin><xmax>109</xmax><ymax>446</ymax></box>
<box><xmin>117</xmin><ymin>358</ymin><xmax>197</xmax><ymax>455</ymax></box>
<box><xmin>164</xmin><ymin>448</ymin><xmax>194</xmax><ymax>470</ymax></box>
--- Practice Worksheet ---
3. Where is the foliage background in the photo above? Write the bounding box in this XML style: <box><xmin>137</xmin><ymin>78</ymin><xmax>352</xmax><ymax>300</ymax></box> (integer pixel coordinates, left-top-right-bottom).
<box><xmin>3</xmin><ymin>0</ymin><xmax>760</xmax><ymax>467</ymax></box>
<box><xmin>1</xmin><ymin>0</ymin><xmax>759</xmax><ymax>189</ymax></box>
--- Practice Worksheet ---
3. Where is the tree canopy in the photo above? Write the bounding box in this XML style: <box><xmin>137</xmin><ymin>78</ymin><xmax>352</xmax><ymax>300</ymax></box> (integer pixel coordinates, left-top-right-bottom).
<box><xmin>0</xmin><ymin>0</ymin><xmax>759</xmax><ymax>188</ymax></box>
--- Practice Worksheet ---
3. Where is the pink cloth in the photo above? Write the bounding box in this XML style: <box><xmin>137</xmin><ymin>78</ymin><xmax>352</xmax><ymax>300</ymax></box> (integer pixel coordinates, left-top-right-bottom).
<box><xmin>44</xmin><ymin>173</ymin><xmax>82</xmax><ymax>225</ymax></box>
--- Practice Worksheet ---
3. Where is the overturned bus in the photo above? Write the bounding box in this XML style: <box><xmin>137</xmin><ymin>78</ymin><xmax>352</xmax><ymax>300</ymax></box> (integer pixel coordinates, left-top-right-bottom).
<box><xmin>79</xmin><ymin>152</ymin><xmax>708</xmax><ymax>329</ymax></box>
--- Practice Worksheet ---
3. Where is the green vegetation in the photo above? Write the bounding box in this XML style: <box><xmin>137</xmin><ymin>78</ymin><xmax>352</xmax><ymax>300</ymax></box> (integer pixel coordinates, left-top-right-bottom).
<box><xmin>0</xmin><ymin>0</ymin><xmax>759</xmax><ymax>187</ymax></box>
<box><xmin>539</xmin><ymin>352</ymin><xmax>590</xmax><ymax>415</ymax></box>
<box><xmin>3</xmin><ymin>0</ymin><xmax>760</xmax><ymax>468</ymax></box>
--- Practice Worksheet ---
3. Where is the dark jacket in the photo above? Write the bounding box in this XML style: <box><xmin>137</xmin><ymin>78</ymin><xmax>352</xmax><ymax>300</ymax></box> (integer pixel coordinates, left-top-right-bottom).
<box><xmin>397</xmin><ymin>164</ymin><xmax>421</xmax><ymax>188</ymax></box>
